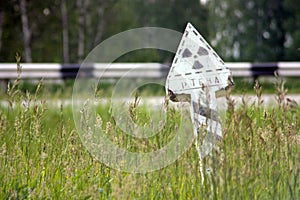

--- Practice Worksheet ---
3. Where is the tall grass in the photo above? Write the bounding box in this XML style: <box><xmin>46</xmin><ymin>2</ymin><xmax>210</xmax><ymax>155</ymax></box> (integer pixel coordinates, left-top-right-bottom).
<box><xmin>0</xmin><ymin>60</ymin><xmax>299</xmax><ymax>199</ymax></box>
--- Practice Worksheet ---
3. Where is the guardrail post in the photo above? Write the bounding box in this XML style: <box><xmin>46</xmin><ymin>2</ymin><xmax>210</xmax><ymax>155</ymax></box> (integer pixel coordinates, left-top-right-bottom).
<box><xmin>0</xmin><ymin>79</ymin><xmax>8</xmax><ymax>93</ymax></box>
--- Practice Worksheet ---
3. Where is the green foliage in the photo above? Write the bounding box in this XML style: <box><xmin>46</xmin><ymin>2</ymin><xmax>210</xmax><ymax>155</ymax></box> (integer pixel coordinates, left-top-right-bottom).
<box><xmin>0</xmin><ymin>0</ymin><xmax>208</xmax><ymax>63</ymax></box>
<box><xmin>208</xmin><ymin>0</ymin><xmax>299</xmax><ymax>61</ymax></box>
<box><xmin>132</xmin><ymin>0</ymin><xmax>208</xmax><ymax>34</ymax></box>
<box><xmin>1</xmin><ymin>0</ymin><xmax>299</xmax><ymax>62</ymax></box>
<box><xmin>283</xmin><ymin>0</ymin><xmax>300</xmax><ymax>60</ymax></box>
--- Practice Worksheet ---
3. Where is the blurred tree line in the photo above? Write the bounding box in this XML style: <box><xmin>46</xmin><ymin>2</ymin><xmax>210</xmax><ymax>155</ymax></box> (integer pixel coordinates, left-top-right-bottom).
<box><xmin>0</xmin><ymin>0</ymin><xmax>299</xmax><ymax>63</ymax></box>
<box><xmin>209</xmin><ymin>0</ymin><xmax>300</xmax><ymax>61</ymax></box>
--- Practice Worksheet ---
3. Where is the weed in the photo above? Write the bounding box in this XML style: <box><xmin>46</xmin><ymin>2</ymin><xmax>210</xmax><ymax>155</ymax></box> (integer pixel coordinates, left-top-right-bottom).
<box><xmin>0</xmin><ymin>61</ymin><xmax>299</xmax><ymax>199</ymax></box>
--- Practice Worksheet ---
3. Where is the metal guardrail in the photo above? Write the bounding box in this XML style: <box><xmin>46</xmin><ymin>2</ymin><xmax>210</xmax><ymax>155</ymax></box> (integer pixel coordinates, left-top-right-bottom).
<box><xmin>227</xmin><ymin>62</ymin><xmax>300</xmax><ymax>77</ymax></box>
<box><xmin>0</xmin><ymin>62</ymin><xmax>300</xmax><ymax>79</ymax></box>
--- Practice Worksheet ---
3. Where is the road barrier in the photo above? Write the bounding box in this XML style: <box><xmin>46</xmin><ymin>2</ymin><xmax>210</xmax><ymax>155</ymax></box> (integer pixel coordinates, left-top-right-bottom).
<box><xmin>0</xmin><ymin>62</ymin><xmax>300</xmax><ymax>80</ymax></box>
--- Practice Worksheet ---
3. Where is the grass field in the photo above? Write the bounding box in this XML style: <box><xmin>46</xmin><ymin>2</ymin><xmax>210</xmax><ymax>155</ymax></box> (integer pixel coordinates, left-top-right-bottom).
<box><xmin>3</xmin><ymin>76</ymin><xmax>300</xmax><ymax>100</ymax></box>
<box><xmin>0</xmin><ymin>71</ymin><xmax>300</xmax><ymax>199</ymax></box>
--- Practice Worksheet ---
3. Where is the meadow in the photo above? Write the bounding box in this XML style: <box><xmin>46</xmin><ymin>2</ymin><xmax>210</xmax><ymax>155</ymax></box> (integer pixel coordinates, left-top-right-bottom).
<box><xmin>0</xmin><ymin>69</ymin><xmax>300</xmax><ymax>199</ymax></box>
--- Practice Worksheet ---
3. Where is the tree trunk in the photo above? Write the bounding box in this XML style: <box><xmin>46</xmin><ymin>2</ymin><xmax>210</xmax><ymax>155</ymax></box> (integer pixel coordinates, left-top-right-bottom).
<box><xmin>85</xmin><ymin>0</ymin><xmax>93</xmax><ymax>52</ymax></box>
<box><xmin>0</xmin><ymin>7</ymin><xmax>4</xmax><ymax>52</ymax></box>
<box><xmin>20</xmin><ymin>0</ymin><xmax>32</xmax><ymax>62</ymax></box>
<box><xmin>61</xmin><ymin>0</ymin><xmax>70</xmax><ymax>63</ymax></box>
<box><xmin>93</xmin><ymin>1</ymin><xmax>105</xmax><ymax>46</ymax></box>
<box><xmin>77</xmin><ymin>0</ymin><xmax>86</xmax><ymax>63</ymax></box>
<box><xmin>0</xmin><ymin>8</ymin><xmax>4</xmax><ymax>54</ymax></box>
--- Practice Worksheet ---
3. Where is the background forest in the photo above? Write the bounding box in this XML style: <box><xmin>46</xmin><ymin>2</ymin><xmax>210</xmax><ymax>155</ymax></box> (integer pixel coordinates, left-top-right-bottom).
<box><xmin>0</xmin><ymin>0</ymin><xmax>299</xmax><ymax>63</ymax></box>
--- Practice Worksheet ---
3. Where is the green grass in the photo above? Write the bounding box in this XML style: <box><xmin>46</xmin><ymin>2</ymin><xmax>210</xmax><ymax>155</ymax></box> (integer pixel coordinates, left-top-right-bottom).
<box><xmin>232</xmin><ymin>77</ymin><xmax>300</xmax><ymax>94</ymax></box>
<box><xmin>0</xmin><ymin>63</ymin><xmax>299</xmax><ymax>199</ymax></box>
<box><xmin>3</xmin><ymin>76</ymin><xmax>300</xmax><ymax>99</ymax></box>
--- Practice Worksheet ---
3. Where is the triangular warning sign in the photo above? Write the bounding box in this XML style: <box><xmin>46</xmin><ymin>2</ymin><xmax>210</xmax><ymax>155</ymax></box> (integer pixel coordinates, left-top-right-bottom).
<box><xmin>166</xmin><ymin>22</ymin><xmax>233</xmax><ymax>93</ymax></box>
